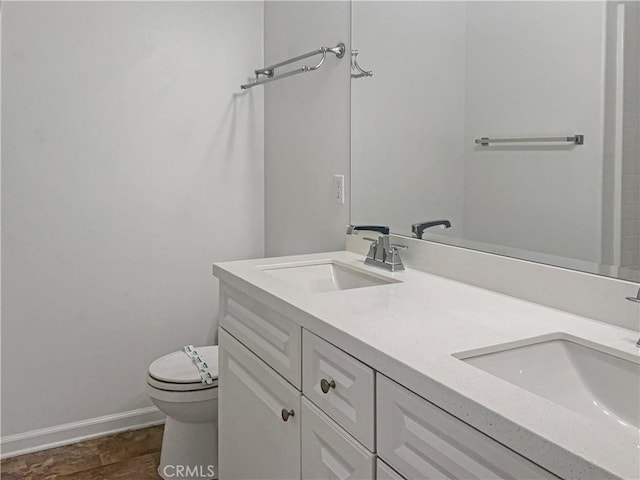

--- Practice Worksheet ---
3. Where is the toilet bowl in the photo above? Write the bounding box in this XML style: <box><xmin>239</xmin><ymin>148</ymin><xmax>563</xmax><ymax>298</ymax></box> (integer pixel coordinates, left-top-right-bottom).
<box><xmin>147</xmin><ymin>346</ymin><xmax>219</xmax><ymax>480</ymax></box>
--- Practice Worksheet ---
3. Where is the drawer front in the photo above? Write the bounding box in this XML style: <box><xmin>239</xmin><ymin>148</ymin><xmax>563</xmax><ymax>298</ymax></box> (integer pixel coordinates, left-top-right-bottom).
<box><xmin>219</xmin><ymin>329</ymin><xmax>301</xmax><ymax>480</ymax></box>
<box><xmin>377</xmin><ymin>375</ymin><xmax>558</xmax><ymax>480</ymax></box>
<box><xmin>301</xmin><ymin>397</ymin><xmax>375</xmax><ymax>480</ymax></box>
<box><xmin>220</xmin><ymin>282</ymin><xmax>301</xmax><ymax>388</ymax></box>
<box><xmin>302</xmin><ymin>329</ymin><xmax>375</xmax><ymax>450</ymax></box>
<box><xmin>376</xmin><ymin>459</ymin><xmax>406</xmax><ymax>480</ymax></box>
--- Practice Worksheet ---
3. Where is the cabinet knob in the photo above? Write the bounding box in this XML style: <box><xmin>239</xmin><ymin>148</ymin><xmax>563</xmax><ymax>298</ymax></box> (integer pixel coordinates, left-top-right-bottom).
<box><xmin>281</xmin><ymin>408</ymin><xmax>295</xmax><ymax>422</ymax></box>
<box><xmin>320</xmin><ymin>378</ymin><xmax>336</xmax><ymax>394</ymax></box>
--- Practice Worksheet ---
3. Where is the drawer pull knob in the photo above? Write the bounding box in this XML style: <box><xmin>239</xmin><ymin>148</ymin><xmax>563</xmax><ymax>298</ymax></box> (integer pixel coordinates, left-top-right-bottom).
<box><xmin>281</xmin><ymin>408</ymin><xmax>295</xmax><ymax>422</ymax></box>
<box><xmin>320</xmin><ymin>378</ymin><xmax>336</xmax><ymax>394</ymax></box>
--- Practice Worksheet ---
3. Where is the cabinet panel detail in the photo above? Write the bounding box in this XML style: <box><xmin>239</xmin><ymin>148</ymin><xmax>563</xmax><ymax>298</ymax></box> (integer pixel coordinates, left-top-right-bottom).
<box><xmin>220</xmin><ymin>283</ymin><xmax>301</xmax><ymax>387</ymax></box>
<box><xmin>302</xmin><ymin>329</ymin><xmax>375</xmax><ymax>450</ymax></box>
<box><xmin>377</xmin><ymin>375</ymin><xmax>558</xmax><ymax>480</ymax></box>
<box><xmin>301</xmin><ymin>397</ymin><xmax>375</xmax><ymax>480</ymax></box>
<box><xmin>376</xmin><ymin>459</ymin><xmax>406</xmax><ymax>480</ymax></box>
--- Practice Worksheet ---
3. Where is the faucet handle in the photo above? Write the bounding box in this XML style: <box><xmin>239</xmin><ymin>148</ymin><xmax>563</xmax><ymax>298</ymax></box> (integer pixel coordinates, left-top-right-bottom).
<box><xmin>361</xmin><ymin>237</ymin><xmax>378</xmax><ymax>260</ymax></box>
<box><xmin>385</xmin><ymin>245</ymin><xmax>406</xmax><ymax>272</ymax></box>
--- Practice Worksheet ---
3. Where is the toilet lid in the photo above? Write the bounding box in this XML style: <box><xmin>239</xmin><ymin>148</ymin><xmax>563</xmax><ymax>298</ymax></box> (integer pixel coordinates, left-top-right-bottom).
<box><xmin>148</xmin><ymin>346</ymin><xmax>218</xmax><ymax>384</ymax></box>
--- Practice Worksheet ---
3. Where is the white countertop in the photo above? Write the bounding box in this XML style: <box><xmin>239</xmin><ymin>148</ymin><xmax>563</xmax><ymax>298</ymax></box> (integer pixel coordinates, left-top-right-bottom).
<box><xmin>213</xmin><ymin>250</ymin><xmax>640</xmax><ymax>480</ymax></box>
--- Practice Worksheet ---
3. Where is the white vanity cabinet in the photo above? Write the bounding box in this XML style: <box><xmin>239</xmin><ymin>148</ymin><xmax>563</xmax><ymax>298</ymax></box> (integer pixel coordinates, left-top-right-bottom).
<box><xmin>219</xmin><ymin>282</ymin><xmax>377</xmax><ymax>480</ymax></box>
<box><xmin>217</xmin><ymin>278</ymin><xmax>562</xmax><ymax>480</ymax></box>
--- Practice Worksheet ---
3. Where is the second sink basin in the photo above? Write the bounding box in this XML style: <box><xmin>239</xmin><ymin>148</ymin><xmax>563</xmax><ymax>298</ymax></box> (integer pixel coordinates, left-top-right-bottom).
<box><xmin>455</xmin><ymin>335</ymin><xmax>640</xmax><ymax>434</ymax></box>
<box><xmin>261</xmin><ymin>260</ymin><xmax>400</xmax><ymax>293</ymax></box>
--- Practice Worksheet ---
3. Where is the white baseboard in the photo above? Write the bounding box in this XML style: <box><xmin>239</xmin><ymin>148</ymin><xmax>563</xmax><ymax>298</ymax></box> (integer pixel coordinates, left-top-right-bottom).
<box><xmin>0</xmin><ymin>406</ymin><xmax>166</xmax><ymax>459</ymax></box>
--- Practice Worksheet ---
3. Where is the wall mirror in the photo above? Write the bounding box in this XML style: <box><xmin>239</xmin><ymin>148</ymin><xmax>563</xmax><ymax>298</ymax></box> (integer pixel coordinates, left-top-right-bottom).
<box><xmin>351</xmin><ymin>1</ymin><xmax>640</xmax><ymax>282</ymax></box>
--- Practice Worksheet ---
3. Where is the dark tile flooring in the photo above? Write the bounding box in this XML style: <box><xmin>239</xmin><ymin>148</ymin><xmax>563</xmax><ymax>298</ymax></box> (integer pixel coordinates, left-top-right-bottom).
<box><xmin>1</xmin><ymin>425</ymin><xmax>164</xmax><ymax>479</ymax></box>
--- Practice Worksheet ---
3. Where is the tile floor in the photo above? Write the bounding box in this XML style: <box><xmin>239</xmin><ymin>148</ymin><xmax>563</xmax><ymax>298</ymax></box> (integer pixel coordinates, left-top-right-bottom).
<box><xmin>0</xmin><ymin>425</ymin><xmax>164</xmax><ymax>479</ymax></box>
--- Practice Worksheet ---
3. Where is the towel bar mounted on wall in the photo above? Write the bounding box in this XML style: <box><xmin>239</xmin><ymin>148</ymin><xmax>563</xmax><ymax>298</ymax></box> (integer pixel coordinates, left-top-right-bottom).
<box><xmin>240</xmin><ymin>42</ymin><xmax>346</xmax><ymax>90</ymax></box>
<box><xmin>474</xmin><ymin>134</ymin><xmax>584</xmax><ymax>146</ymax></box>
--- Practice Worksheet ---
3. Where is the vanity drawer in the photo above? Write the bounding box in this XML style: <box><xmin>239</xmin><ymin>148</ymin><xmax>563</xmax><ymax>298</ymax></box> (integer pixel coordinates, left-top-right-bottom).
<box><xmin>220</xmin><ymin>283</ymin><xmax>301</xmax><ymax>388</ymax></box>
<box><xmin>301</xmin><ymin>397</ymin><xmax>375</xmax><ymax>480</ymax></box>
<box><xmin>377</xmin><ymin>375</ymin><xmax>558</xmax><ymax>480</ymax></box>
<box><xmin>302</xmin><ymin>329</ymin><xmax>375</xmax><ymax>451</ymax></box>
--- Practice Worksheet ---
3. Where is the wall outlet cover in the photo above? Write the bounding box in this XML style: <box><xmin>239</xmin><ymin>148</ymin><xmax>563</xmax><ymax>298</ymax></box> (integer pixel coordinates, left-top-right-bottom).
<box><xmin>334</xmin><ymin>175</ymin><xmax>344</xmax><ymax>204</ymax></box>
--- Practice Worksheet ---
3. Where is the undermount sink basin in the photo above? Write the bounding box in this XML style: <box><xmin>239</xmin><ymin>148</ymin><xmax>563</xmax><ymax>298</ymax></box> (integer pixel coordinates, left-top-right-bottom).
<box><xmin>455</xmin><ymin>335</ymin><xmax>640</xmax><ymax>433</ymax></box>
<box><xmin>261</xmin><ymin>261</ymin><xmax>400</xmax><ymax>293</ymax></box>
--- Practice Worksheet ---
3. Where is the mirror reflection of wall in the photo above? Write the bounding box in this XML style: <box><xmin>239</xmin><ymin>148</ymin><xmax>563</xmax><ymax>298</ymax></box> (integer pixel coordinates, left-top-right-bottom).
<box><xmin>351</xmin><ymin>1</ymin><xmax>640</xmax><ymax>282</ymax></box>
<box><xmin>603</xmin><ymin>1</ymin><xmax>640</xmax><ymax>274</ymax></box>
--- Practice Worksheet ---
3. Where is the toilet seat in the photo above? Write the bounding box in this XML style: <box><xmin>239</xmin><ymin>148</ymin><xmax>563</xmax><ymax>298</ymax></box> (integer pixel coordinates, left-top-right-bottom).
<box><xmin>148</xmin><ymin>346</ymin><xmax>218</xmax><ymax>392</ymax></box>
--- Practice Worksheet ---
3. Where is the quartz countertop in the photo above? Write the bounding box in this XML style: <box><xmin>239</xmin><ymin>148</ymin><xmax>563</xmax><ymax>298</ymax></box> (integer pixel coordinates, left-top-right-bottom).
<box><xmin>213</xmin><ymin>251</ymin><xmax>640</xmax><ymax>480</ymax></box>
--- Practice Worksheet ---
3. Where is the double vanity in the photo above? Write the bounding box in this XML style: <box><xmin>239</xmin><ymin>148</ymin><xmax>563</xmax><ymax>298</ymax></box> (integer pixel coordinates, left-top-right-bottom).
<box><xmin>213</xmin><ymin>244</ymin><xmax>640</xmax><ymax>480</ymax></box>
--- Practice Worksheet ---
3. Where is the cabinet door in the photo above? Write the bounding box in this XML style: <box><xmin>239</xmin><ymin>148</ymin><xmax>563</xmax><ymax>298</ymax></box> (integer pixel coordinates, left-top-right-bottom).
<box><xmin>219</xmin><ymin>328</ymin><xmax>301</xmax><ymax>480</ymax></box>
<box><xmin>301</xmin><ymin>398</ymin><xmax>374</xmax><ymax>480</ymax></box>
<box><xmin>377</xmin><ymin>375</ymin><xmax>558</xmax><ymax>480</ymax></box>
<box><xmin>302</xmin><ymin>329</ymin><xmax>375</xmax><ymax>450</ymax></box>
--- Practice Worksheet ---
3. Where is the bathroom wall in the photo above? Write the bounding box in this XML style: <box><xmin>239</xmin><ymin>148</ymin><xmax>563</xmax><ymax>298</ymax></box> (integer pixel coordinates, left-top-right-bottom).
<box><xmin>264</xmin><ymin>1</ymin><xmax>350</xmax><ymax>257</ymax></box>
<box><xmin>462</xmin><ymin>2</ymin><xmax>607</xmax><ymax>263</ymax></box>
<box><xmin>621</xmin><ymin>1</ymin><xmax>640</xmax><ymax>269</ymax></box>
<box><xmin>1</xmin><ymin>1</ymin><xmax>263</xmax><ymax>452</ymax></box>
<box><xmin>350</xmin><ymin>2</ymin><xmax>466</xmax><ymax>238</ymax></box>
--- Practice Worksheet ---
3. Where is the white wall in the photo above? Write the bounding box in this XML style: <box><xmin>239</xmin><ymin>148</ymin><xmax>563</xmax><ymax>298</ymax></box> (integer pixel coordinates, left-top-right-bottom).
<box><xmin>351</xmin><ymin>2</ymin><xmax>466</xmax><ymax>238</ymax></box>
<box><xmin>264</xmin><ymin>1</ymin><xmax>350</xmax><ymax>257</ymax></box>
<box><xmin>1</xmin><ymin>1</ymin><xmax>263</xmax><ymax>448</ymax></box>
<box><xmin>621</xmin><ymin>1</ymin><xmax>640</xmax><ymax>269</ymax></box>
<box><xmin>462</xmin><ymin>2</ymin><xmax>606</xmax><ymax>263</ymax></box>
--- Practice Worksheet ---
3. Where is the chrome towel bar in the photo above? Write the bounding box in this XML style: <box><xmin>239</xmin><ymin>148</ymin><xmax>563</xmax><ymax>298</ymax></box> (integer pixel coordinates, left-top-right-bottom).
<box><xmin>241</xmin><ymin>42</ymin><xmax>345</xmax><ymax>90</ymax></box>
<box><xmin>475</xmin><ymin>134</ymin><xmax>584</xmax><ymax>146</ymax></box>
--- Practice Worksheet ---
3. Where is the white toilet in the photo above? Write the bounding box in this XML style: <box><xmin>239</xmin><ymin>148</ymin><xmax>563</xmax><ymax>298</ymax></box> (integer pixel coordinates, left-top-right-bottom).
<box><xmin>147</xmin><ymin>346</ymin><xmax>219</xmax><ymax>480</ymax></box>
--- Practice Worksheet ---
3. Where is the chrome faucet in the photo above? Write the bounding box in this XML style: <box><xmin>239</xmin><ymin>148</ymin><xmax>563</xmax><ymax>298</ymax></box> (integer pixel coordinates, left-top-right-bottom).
<box><xmin>411</xmin><ymin>220</ymin><xmax>451</xmax><ymax>239</ymax></box>
<box><xmin>347</xmin><ymin>225</ymin><xmax>407</xmax><ymax>272</ymax></box>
